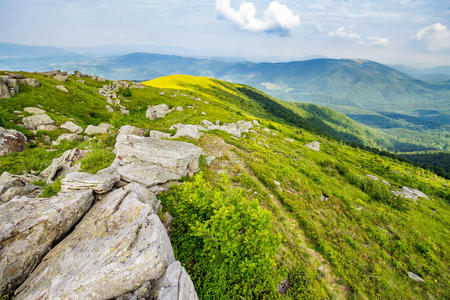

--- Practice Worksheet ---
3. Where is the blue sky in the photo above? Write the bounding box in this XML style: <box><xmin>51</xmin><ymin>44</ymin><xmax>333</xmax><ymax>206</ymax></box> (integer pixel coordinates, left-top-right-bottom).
<box><xmin>1</xmin><ymin>0</ymin><xmax>449</xmax><ymax>66</ymax></box>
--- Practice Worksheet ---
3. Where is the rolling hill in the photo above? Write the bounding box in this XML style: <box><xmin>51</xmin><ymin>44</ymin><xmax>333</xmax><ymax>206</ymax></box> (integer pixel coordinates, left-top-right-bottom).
<box><xmin>0</xmin><ymin>70</ymin><xmax>448</xmax><ymax>299</ymax></box>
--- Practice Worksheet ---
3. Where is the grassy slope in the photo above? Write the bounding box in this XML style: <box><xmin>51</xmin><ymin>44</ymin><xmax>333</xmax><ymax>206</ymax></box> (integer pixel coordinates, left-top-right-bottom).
<box><xmin>0</xmin><ymin>72</ymin><xmax>448</xmax><ymax>299</ymax></box>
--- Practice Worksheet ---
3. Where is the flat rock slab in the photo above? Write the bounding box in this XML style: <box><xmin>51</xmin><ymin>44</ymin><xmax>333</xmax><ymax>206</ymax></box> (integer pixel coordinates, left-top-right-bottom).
<box><xmin>0</xmin><ymin>172</ymin><xmax>39</xmax><ymax>203</ymax></box>
<box><xmin>118</xmin><ymin>163</ymin><xmax>180</xmax><ymax>188</ymax></box>
<box><xmin>114</xmin><ymin>134</ymin><xmax>202</xmax><ymax>177</ymax></box>
<box><xmin>0</xmin><ymin>190</ymin><xmax>94</xmax><ymax>295</ymax></box>
<box><xmin>16</xmin><ymin>184</ymin><xmax>174</xmax><ymax>300</ymax></box>
<box><xmin>61</xmin><ymin>171</ymin><xmax>120</xmax><ymax>194</ymax></box>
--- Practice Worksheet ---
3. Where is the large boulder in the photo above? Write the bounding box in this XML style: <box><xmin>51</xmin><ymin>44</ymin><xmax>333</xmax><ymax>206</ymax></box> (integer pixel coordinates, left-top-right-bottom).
<box><xmin>15</xmin><ymin>183</ymin><xmax>174</xmax><ymax>300</ymax></box>
<box><xmin>201</xmin><ymin>120</ymin><xmax>253</xmax><ymax>137</ymax></box>
<box><xmin>40</xmin><ymin>148</ymin><xmax>88</xmax><ymax>184</ymax></box>
<box><xmin>53</xmin><ymin>74</ymin><xmax>69</xmax><ymax>82</ymax></box>
<box><xmin>146</xmin><ymin>104</ymin><xmax>170</xmax><ymax>120</ymax></box>
<box><xmin>61</xmin><ymin>171</ymin><xmax>120</xmax><ymax>194</ymax></box>
<box><xmin>0</xmin><ymin>127</ymin><xmax>27</xmax><ymax>156</ymax></box>
<box><xmin>22</xmin><ymin>114</ymin><xmax>54</xmax><ymax>130</ymax></box>
<box><xmin>114</xmin><ymin>132</ymin><xmax>202</xmax><ymax>177</ymax></box>
<box><xmin>0</xmin><ymin>172</ymin><xmax>40</xmax><ymax>203</ymax></box>
<box><xmin>60</xmin><ymin>121</ymin><xmax>83</xmax><ymax>134</ymax></box>
<box><xmin>0</xmin><ymin>189</ymin><xmax>94</xmax><ymax>295</ymax></box>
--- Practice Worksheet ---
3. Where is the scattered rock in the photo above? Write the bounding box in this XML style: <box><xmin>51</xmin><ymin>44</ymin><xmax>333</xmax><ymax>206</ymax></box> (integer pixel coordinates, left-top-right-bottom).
<box><xmin>273</xmin><ymin>180</ymin><xmax>281</xmax><ymax>186</ymax></box>
<box><xmin>105</xmin><ymin>105</ymin><xmax>114</xmax><ymax>112</ymax></box>
<box><xmin>201</xmin><ymin>112</ymin><xmax>207</xmax><ymax>115</ymax></box>
<box><xmin>61</xmin><ymin>171</ymin><xmax>120</xmax><ymax>194</ymax></box>
<box><xmin>382</xmin><ymin>180</ymin><xmax>390</xmax><ymax>186</ymax></box>
<box><xmin>159</xmin><ymin>91</ymin><xmax>166</xmax><ymax>95</ymax></box>
<box><xmin>53</xmin><ymin>133</ymin><xmax>82</xmax><ymax>145</ymax></box>
<box><xmin>176</xmin><ymin>106</ymin><xmax>184</xmax><ymax>111</ymax></box>
<box><xmin>24</xmin><ymin>107</ymin><xmax>45</xmax><ymax>115</ymax></box>
<box><xmin>146</xmin><ymin>104</ymin><xmax>170</xmax><ymax>120</ymax></box>
<box><xmin>76</xmin><ymin>79</ymin><xmax>85</xmax><ymax>84</ymax></box>
<box><xmin>253</xmin><ymin>120</ymin><xmax>260</xmax><ymax>126</ymax></box>
<box><xmin>60</xmin><ymin>121</ymin><xmax>83</xmax><ymax>134</ymax></box>
<box><xmin>85</xmin><ymin>123</ymin><xmax>112</xmax><ymax>135</ymax></box>
<box><xmin>305</xmin><ymin>141</ymin><xmax>320</xmax><ymax>152</ymax></box>
<box><xmin>0</xmin><ymin>127</ymin><xmax>27</xmax><ymax>156</ymax></box>
<box><xmin>117</xmin><ymin>125</ymin><xmax>146</xmax><ymax>137</ymax></box>
<box><xmin>392</xmin><ymin>187</ymin><xmax>429</xmax><ymax>201</ymax></box>
<box><xmin>56</xmin><ymin>85</ymin><xmax>68</xmax><ymax>93</ymax></box>
<box><xmin>15</xmin><ymin>184</ymin><xmax>174</xmax><ymax>300</ymax></box>
<box><xmin>40</xmin><ymin>148</ymin><xmax>88</xmax><ymax>184</ymax></box>
<box><xmin>0</xmin><ymin>189</ymin><xmax>94</xmax><ymax>295</ymax></box>
<box><xmin>408</xmin><ymin>271</ymin><xmax>424</xmax><ymax>282</ymax></box>
<box><xmin>366</xmin><ymin>174</ymin><xmax>380</xmax><ymax>181</ymax></box>
<box><xmin>53</xmin><ymin>74</ymin><xmax>69</xmax><ymax>82</ymax></box>
<box><xmin>284</xmin><ymin>138</ymin><xmax>294</xmax><ymax>142</ymax></box>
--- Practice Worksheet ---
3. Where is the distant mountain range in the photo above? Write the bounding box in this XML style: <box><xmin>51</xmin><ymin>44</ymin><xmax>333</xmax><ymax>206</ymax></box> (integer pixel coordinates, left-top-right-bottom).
<box><xmin>1</xmin><ymin>43</ymin><xmax>449</xmax><ymax>152</ymax></box>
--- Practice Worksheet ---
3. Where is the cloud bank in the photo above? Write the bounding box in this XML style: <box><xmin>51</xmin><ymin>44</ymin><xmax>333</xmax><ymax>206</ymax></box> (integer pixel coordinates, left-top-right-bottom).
<box><xmin>328</xmin><ymin>27</ymin><xmax>389</xmax><ymax>47</ymax></box>
<box><xmin>412</xmin><ymin>23</ymin><xmax>450</xmax><ymax>52</ymax></box>
<box><xmin>216</xmin><ymin>0</ymin><xmax>300</xmax><ymax>35</ymax></box>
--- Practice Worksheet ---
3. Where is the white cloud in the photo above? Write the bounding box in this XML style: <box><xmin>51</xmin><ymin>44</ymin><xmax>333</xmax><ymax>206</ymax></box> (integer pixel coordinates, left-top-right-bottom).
<box><xmin>216</xmin><ymin>0</ymin><xmax>300</xmax><ymax>35</ymax></box>
<box><xmin>364</xmin><ymin>36</ymin><xmax>390</xmax><ymax>47</ymax></box>
<box><xmin>412</xmin><ymin>23</ymin><xmax>450</xmax><ymax>52</ymax></box>
<box><xmin>328</xmin><ymin>27</ymin><xmax>389</xmax><ymax>47</ymax></box>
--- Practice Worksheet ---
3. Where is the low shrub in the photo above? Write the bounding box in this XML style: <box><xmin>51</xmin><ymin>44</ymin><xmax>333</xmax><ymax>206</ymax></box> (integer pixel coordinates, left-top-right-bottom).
<box><xmin>161</xmin><ymin>173</ymin><xmax>281</xmax><ymax>299</ymax></box>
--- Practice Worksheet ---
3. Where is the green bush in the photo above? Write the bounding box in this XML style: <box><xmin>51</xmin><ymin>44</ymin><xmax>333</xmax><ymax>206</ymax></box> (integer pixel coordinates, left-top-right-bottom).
<box><xmin>118</xmin><ymin>87</ymin><xmax>132</xmax><ymax>97</ymax></box>
<box><xmin>161</xmin><ymin>173</ymin><xmax>281</xmax><ymax>299</ymax></box>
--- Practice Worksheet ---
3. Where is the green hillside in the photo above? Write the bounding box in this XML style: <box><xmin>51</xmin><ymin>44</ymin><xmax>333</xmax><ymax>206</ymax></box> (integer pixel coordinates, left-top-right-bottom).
<box><xmin>0</xmin><ymin>72</ymin><xmax>449</xmax><ymax>299</ymax></box>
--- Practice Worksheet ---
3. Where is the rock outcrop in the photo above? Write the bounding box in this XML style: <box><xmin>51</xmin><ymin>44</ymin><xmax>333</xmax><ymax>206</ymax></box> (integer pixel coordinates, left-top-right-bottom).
<box><xmin>1</xmin><ymin>124</ymin><xmax>199</xmax><ymax>299</ymax></box>
<box><xmin>15</xmin><ymin>184</ymin><xmax>173</xmax><ymax>300</ymax></box>
<box><xmin>0</xmin><ymin>127</ymin><xmax>27</xmax><ymax>156</ymax></box>
<box><xmin>0</xmin><ymin>189</ymin><xmax>94</xmax><ymax>295</ymax></box>
<box><xmin>167</xmin><ymin>120</ymin><xmax>254</xmax><ymax>140</ymax></box>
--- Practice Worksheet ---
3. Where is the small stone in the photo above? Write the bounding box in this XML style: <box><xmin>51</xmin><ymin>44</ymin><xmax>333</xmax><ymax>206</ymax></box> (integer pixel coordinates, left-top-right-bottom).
<box><xmin>37</xmin><ymin>125</ymin><xmax>58</xmax><ymax>131</ymax></box>
<box><xmin>22</xmin><ymin>114</ymin><xmax>54</xmax><ymax>130</ymax></box>
<box><xmin>206</xmin><ymin>155</ymin><xmax>216</xmax><ymax>166</ymax></box>
<box><xmin>408</xmin><ymin>272</ymin><xmax>424</xmax><ymax>282</ymax></box>
<box><xmin>305</xmin><ymin>141</ymin><xmax>320</xmax><ymax>152</ymax></box>
<box><xmin>176</xmin><ymin>106</ymin><xmax>184</xmax><ymax>111</ymax></box>
<box><xmin>56</xmin><ymin>85</ymin><xmax>68</xmax><ymax>93</ymax></box>
<box><xmin>85</xmin><ymin>123</ymin><xmax>112</xmax><ymax>135</ymax></box>
<box><xmin>60</xmin><ymin>121</ymin><xmax>83</xmax><ymax>134</ymax></box>
<box><xmin>24</xmin><ymin>107</ymin><xmax>46</xmax><ymax>115</ymax></box>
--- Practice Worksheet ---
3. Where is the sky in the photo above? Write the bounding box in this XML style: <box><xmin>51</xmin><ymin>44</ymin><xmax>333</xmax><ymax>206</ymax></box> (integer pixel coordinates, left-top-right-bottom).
<box><xmin>1</xmin><ymin>0</ymin><xmax>450</xmax><ymax>66</ymax></box>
